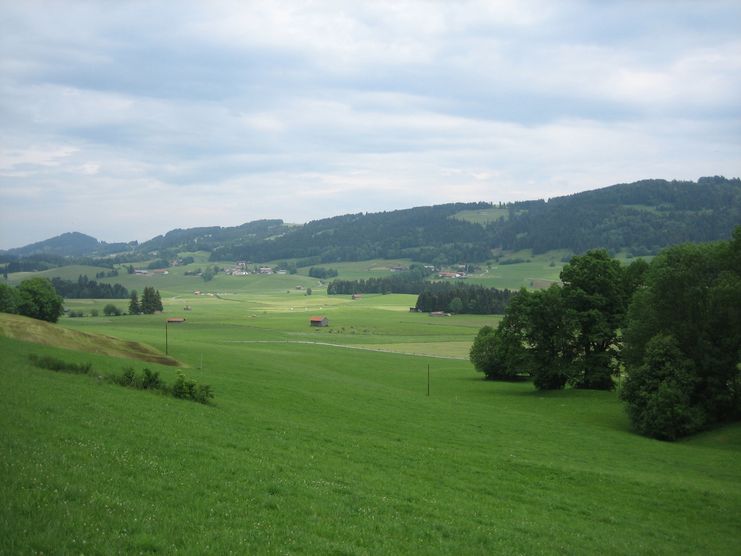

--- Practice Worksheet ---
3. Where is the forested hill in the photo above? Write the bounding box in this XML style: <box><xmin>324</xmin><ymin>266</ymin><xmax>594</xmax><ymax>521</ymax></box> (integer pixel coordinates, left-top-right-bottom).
<box><xmin>492</xmin><ymin>176</ymin><xmax>741</xmax><ymax>255</ymax></box>
<box><xmin>2</xmin><ymin>232</ymin><xmax>131</xmax><ymax>258</ymax></box>
<box><xmin>3</xmin><ymin>176</ymin><xmax>740</xmax><ymax>265</ymax></box>
<box><xmin>212</xmin><ymin>176</ymin><xmax>740</xmax><ymax>263</ymax></box>
<box><xmin>209</xmin><ymin>203</ymin><xmax>492</xmax><ymax>264</ymax></box>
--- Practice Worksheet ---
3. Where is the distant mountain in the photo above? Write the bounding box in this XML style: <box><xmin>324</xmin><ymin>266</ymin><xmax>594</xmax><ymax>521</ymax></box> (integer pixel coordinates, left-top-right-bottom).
<box><xmin>2</xmin><ymin>232</ymin><xmax>132</xmax><ymax>258</ymax></box>
<box><xmin>3</xmin><ymin>176</ymin><xmax>740</xmax><ymax>266</ymax></box>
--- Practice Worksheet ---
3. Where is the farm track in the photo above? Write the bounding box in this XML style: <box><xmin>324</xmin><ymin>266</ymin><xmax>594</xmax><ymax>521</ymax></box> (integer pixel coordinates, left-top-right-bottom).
<box><xmin>221</xmin><ymin>339</ymin><xmax>467</xmax><ymax>360</ymax></box>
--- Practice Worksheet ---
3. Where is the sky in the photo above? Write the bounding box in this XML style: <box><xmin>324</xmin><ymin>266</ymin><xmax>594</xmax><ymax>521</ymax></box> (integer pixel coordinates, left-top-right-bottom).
<box><xmin>1</xmin><ymin>1</ymin><xmax>740</xmax><ymax>249</ymax></box>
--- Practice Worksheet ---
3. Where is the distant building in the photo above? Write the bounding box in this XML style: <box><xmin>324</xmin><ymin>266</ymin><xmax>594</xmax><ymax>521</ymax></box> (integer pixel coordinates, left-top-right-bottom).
<box><xmin>429</xmin><ymin>311</ymin><xmax>451</xmax><ymax>317</ymax></box>
<box><xmin>309</xmin><ymin>316</ymin><xmax>329</xmax><ymax>327</ymax></box>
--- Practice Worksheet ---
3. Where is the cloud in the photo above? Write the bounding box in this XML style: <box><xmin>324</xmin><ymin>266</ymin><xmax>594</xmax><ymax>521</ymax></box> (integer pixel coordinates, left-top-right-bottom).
<box><xmin>0</xmin><ymin>0</ymin><xmax>739</xmax><ymax>249</ymax></box>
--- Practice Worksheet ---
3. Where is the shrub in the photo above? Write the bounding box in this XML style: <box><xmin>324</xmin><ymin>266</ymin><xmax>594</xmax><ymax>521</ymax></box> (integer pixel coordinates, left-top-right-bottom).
<box><xmin>29</xmin><ymin>354</ymin><xmax>92</xmax><ymax>374</ymax></box>
<box><xmin>172</xmin><ymin>371</ymin><xmax>213</xmax><ymax>404</ymax></box>
<box><xmin>140</xmin><ymin>368</ymin><xmax>163</xmax><ymax>390</ymax></box>
<box><xmin>112</xmin><ymin>367</ymin><xmax>138</xmax><ymax>387</ymax></box>
<box><xmin>111</xmin><ymin>367</ymin><xmax>164</xmax><ymax>391</ymax></box>
<box><xmin>103</xmin><ymin>303</ymin><xmax>122</xmax><ymax>316</ymax></box>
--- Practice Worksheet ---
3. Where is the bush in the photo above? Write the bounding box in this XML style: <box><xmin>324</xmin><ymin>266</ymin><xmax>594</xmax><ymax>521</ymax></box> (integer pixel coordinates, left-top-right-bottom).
<box><xmin>103</xmin><ymin>303</ymin><xmax>122</xmax><ymax>316</ymax></box>
<box><xmin>111</xmin><ymin>367</ymin><xmax>164</xmax><ymax>391</ymax></box>
<box><xmin>29</xmin><ymin>354</ymin><xmax>92</xmax><ymax>374</ymax></box>
<box><xmin>28</xmin><ymin>355</ymin><xmax>213</xmax><ymax>406</ymax></box>
<box><xmin>112</xmin><ymin>367</ymin><xmax>138</xmax><ymax>387</ymax></box>
<box><xmin>140</xmin><ymin>368</ymin><xmax>163</xmax><ymax>390</ymax></box>
<box><xmin>172</xmin><ymin>371</ymin><xmax>214</xmax><ymax>404</ymax></box>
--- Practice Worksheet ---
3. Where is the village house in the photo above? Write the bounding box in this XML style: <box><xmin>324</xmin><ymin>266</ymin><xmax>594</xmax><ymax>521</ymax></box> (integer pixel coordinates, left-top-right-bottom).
<box><xmin>309</xmin><ymin>316</ymin><xmax>329</xmax><ymax>327</ymax></box>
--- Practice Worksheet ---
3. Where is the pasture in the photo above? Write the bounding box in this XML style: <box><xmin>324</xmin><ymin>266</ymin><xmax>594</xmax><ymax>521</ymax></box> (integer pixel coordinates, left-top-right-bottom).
<box><xmin>1</xmin><ymin>267</ymin><xmax>740</xmax><ymax>554</ymax></box>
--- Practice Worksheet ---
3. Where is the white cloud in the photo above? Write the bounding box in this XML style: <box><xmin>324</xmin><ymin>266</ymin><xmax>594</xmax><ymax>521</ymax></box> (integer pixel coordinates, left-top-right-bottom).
<box><xmin>0</xmin><ymin>0</ymin><xmax>739</xmax><ymax>249</ymax></box>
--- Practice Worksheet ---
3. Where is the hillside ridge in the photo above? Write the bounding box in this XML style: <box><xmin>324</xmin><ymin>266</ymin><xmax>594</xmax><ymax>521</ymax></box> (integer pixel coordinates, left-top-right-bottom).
<box><xmin>2</xmin><ymin>176</ymin><xmax>739</xmax><ymax>264</ymax></box>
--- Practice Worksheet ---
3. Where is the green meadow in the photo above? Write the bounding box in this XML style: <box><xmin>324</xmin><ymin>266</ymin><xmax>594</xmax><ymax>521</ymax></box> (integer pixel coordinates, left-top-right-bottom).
<box><xmin>1</xmin><ymin>267</ymin><xmax>740</xmax><ymax>554</ymax></box>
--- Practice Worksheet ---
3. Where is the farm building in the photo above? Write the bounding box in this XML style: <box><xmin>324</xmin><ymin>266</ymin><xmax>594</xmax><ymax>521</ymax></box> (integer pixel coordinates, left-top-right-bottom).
<box><xmin>309</xmin><ymin>316</ymin><xmax>329</xmax><ymax>327</ymax></box>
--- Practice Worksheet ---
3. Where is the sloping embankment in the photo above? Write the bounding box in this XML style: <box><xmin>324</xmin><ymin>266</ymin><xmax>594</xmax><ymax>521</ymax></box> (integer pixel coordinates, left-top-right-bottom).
<box><xmin>0</xmin><ymin>313</ymin><xmax>181</xmax><ymax>366</ymax></box>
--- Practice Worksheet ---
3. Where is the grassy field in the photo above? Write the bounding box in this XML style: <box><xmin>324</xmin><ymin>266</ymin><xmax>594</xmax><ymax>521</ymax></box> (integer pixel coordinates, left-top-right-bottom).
<box><xmin>1</xmin><ymin>264</ymin><xmax>740</xmax><ymax>554</ymax></box>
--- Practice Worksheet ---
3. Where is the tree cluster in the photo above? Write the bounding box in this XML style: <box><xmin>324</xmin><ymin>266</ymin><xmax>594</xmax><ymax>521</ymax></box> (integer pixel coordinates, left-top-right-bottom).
<box><xmin>327</xmin><ymin>266</ymin><xmax>432</xmax><ymax>295</ymax></box>
<box><xmin>308</xmin><ymin>267</ymin><xmax>338</xmax><ymax>279</ymax></box>
<box><xmin>51</xmin><ymin>275</ymin><xmax>129</xmax><ymax>299</ymax></box>
<box><xmin>620</xmin><ymin>229</ymin><xmax>741</xmax><ymax>439</ymax></box>
<box><xmin>470</xmin><ymin>250</ymin><xmax>648</xmax><ymax>388</ymax></box>
<box><xmin>128</xmin><ymin>287</ymin><xmax>163</xmax><ymax>315</ymax></box>
<box><xmin>0</xmin><ymin>278</ymin><xmax>64</xmax><ymax>323</ymax></box>
<box><xmin>416</xmin><ymin>283</ymin><xmax>513</xmax><ymax>314</ymax></box>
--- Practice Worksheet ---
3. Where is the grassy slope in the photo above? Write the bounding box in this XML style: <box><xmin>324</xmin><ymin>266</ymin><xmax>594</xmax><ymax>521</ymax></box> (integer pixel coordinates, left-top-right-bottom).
<box><xmin>2</xmin><ymin>330</ymin><xmax>739</xmax><ymax>554</ymax></box>
<box><xmin>0</xmin><ymin>313</ymin><xmax>180</xmax><ymax>366</ymax></box>
<box><xmin>1</xmin><ymin>262</ymin><xmax>739</xmax><ymax>554</ymax></box>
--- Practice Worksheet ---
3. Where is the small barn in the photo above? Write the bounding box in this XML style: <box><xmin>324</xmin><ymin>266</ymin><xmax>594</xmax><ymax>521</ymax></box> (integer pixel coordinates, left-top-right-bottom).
<box><xmin>309</xmin><ymin>316</ymin><xmax>329</xmax><ymax>327</ymax></box>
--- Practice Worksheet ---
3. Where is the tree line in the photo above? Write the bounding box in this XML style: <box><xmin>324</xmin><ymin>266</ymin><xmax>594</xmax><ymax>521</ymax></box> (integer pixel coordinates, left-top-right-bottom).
<box><xmin>50</xmin><ymin>275</ymin><xmax>129</xmax><ymax>299</ymax></box>
<box><xmin>416</xmin><ymin>282</ymin><xmax>514</xmax><ymax>314</ymax></box>
<box><xmin>327</xmin><ymin>266</ymin><xmax>432</xmax><ymax>295</ymax></box>
<box><xmin>470</xmin><ymin>230</ymin><xmax>741</xmax><ymax>440</ymax></box>
<box><xmin>308</xmin><ymin>267</ymin><xmax>338</xmax><ymax>279</ymax></box>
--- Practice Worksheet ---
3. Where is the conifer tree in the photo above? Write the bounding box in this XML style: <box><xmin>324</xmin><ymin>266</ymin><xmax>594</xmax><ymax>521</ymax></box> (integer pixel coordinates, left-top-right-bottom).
<box><xmin>128</xmin><ymin>290</ymin><xmax>140</xmax><ymax>315</ymax></box>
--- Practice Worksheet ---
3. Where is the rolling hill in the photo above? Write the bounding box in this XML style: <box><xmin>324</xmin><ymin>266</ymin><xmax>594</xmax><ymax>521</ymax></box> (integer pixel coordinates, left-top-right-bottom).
<box><xmin>2</xmin><ymin>176</ymin><xmax>740</xmax><ymax>266</ymax></box>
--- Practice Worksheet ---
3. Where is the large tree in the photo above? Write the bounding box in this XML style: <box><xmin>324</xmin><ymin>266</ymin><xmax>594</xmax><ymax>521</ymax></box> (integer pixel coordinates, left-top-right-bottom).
<box><xmin>16</xmin><ymin>278</ymin><xmax>64</xmax><ymax>323</ymax></box>
<box><xmin>0</xmin><ymin>283</ymin><xmax>20</xmax><ymax>314</ymax></box>
<box><xmin>469</xmin><ymin>325</ymin><xmax>526</xmax><ymax>380</ymax></box>
<box><xmin>622</xmin><ymin>228</ymin><xmax>741</xmax><ymax>438</ymax></box>
<box><xmin>560</xmin><ymin>250</ymin><xmax>626</xmax><ymax>390</ymax></box>
<box><xmin>128</xmin><ymin>290</ymin><xmax>140</xmax><ymax>315</ymax></box>
<box><xmin>496</xmin><ymin>286</ymin><xmax>576</xmax><ymax>389</ymax></box>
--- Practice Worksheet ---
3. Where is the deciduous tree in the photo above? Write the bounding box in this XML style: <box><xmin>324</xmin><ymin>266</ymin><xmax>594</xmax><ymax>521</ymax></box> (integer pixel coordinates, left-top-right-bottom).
<box><xmin>17</xmin><ymin>278</ymin><xmax>64</xmax><ymax>323</ymax></box>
